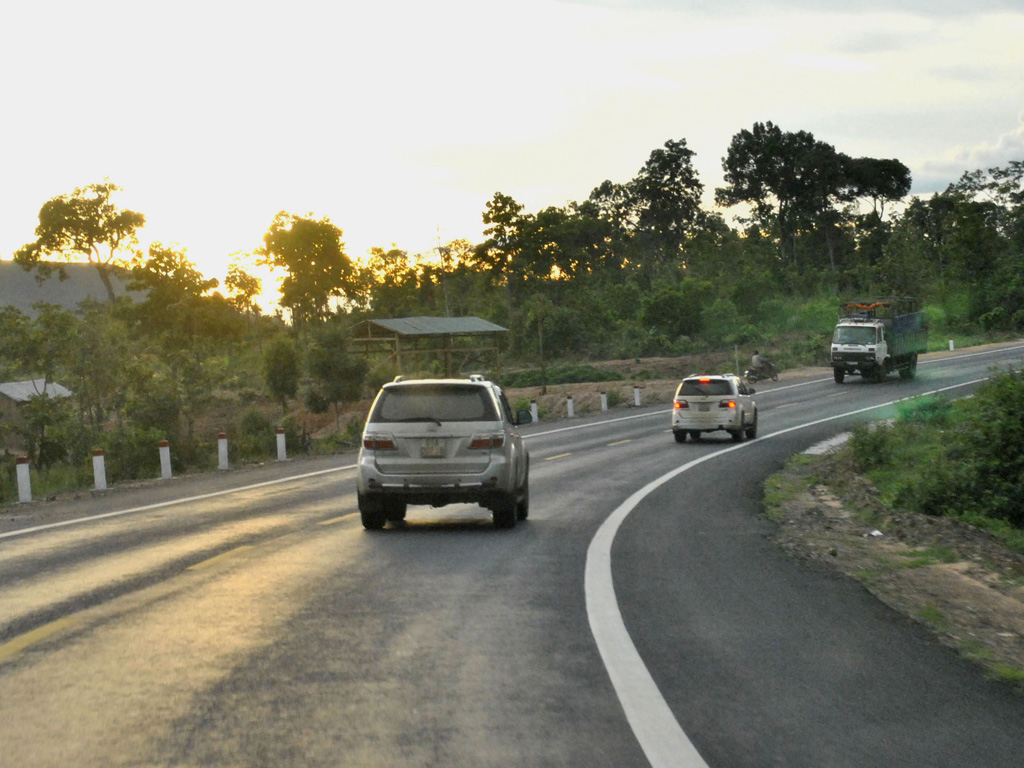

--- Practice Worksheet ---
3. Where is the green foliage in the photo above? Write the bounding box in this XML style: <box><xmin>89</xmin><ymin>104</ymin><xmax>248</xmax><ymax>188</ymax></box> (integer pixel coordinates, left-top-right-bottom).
<box><xmin>264</xmin><ymin>335</ymin><xmax>300</xmax><ymax>411</ymax></box>
<box><xmin>258</xmin><ymin>212</ymin><xmax>355</xmax><ymax>325</ymax></box>
<box><xmin>14</xmin><ymin>181</ymin><xmax>145</xmax><ymax>304</ymax></box>
<box><xmin>846</xmin><ymin>373</ymin><xmax>1024</xmax><ymax>544</ymax></box>
<box><xmin>500</xmin><ymin>365</ymin><xmax>623</xmax><ymax>388</ymax></box>
<box><xmin>235</xmin><ymin>408</ymin><xmax>276</xmax><ymax>461</ymax></box>
<box><xmin>104</xmin><ymin>425</ymin><xmax>165</xmax><ymax>482</ymax></box>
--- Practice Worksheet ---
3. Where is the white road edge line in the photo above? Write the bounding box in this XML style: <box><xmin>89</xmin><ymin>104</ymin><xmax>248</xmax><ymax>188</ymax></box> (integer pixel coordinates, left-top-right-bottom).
<box><xmin>584</xmin><ymin>376</ymin><xmax>990</xmax><ymax>768</ymax></box>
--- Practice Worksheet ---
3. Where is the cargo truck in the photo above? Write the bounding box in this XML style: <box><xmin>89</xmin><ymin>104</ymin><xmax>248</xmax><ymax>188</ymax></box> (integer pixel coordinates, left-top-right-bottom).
<box><xmin>830</xmin><ymin>298</ymin><xmax>928</xmax><ymax>383</ymax></box>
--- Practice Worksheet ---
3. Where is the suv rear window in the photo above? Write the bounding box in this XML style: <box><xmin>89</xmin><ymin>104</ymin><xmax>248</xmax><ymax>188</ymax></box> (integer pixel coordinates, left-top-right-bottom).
<box><xmin>370</xmin><ymin>384</ymin><xmax>499</xmax><ymax>423</ymax></box>
<box><xmin>679</xmin><ymin>379</ymin><xmax>733</xmax><ymax>396</ymax></box>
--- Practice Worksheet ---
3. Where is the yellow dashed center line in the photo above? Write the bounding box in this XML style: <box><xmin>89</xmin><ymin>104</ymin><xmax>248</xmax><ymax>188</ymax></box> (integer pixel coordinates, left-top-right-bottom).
<box><xmin>545</xmin><ymin>453</ymin><xmax>573</xmax><ymax>461</ymax></box>
<box><xmin>0</xmin><ymin>617</ymin><xmax>78</xmax><ymax>661</ymax></box>
<box><xmin>319</xmin><ymin>513</ymin><xmax>358</xmax><ymax>525</ymax></box>
<box><xmin>187</xmin><ymin>545</ymin><xmax>254</xmax><ymax>571</ymax></box>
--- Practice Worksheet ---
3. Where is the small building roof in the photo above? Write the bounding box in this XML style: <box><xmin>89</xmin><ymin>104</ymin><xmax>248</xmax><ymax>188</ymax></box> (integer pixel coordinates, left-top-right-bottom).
<box><xmin>0</xmin><ymin>379</ymin><xmax>73</xmax><ymax>403</ymax></box>
<box><xmin>359</xmin><ymin>316</ymin><xmax>507</xmax><ymax>337</ymax></box>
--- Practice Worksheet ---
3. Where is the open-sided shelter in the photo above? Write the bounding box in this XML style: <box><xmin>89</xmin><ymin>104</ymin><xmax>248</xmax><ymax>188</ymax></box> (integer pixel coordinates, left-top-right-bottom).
<box><xmin>350</xmin><ymin>316</ymin><xmax>507</xmax><ymax>378</ymax></box>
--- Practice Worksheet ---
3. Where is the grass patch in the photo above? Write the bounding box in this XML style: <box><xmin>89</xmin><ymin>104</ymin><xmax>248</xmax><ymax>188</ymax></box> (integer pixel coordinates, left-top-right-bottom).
<box><xmin>917</xmin><ymin>604</ymin><xmax>951</xmax><ymax>633</ymax></box>
<box><xmin>986</xmin><ymin>662</ymin><xmax>1024</xmax><ymax>686</ymax></box>
<box><xmin>898</xmin><ymin>547</ymin><xmax>959</xmax><ymax>568</ymax></box>
<box><xmin>762</xmin><ymin>455</ymin><xmax>819</xmax><ymax>521</ymax></box>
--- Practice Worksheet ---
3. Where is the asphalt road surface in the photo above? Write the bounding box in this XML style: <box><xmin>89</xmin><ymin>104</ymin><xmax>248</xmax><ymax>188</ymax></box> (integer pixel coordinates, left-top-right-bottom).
<box><xmin>2</xmin><ymin>345</ymin><xmax>1023</xmax><ymax>767</ymax></box>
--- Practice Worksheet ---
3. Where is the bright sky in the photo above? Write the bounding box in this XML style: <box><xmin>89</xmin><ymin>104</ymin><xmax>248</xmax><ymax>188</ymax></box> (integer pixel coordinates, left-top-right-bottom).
<box><xmin>2</xmin><ymin>0</ymin><xmax>1023</xmax><ymax>287</ymax></box>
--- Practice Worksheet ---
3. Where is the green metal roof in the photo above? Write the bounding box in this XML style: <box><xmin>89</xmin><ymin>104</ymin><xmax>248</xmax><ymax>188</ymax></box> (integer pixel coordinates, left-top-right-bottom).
<box><xmin>361</xmin><ymin>317</ymin><xmax>506</xmax><ymax>337</ymax></box>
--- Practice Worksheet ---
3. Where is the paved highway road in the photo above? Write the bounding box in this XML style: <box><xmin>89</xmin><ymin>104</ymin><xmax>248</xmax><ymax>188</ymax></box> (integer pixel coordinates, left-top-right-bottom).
<box><xmin>1</xmin><ymin>345</ymin><xmax>1022</xmax><ymax>767</ymax></box>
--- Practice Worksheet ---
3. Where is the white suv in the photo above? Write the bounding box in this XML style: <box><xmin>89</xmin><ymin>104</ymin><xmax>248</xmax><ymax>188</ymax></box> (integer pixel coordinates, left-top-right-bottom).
<box><xmin>356</xmin><ymin>376</ymin><xmax>531</xmax><ymax>529</ymax></box>
<box><xmin>671</xmin><ymin>374</ymin><xmax>758</xmax><ymax>443</ymax></box>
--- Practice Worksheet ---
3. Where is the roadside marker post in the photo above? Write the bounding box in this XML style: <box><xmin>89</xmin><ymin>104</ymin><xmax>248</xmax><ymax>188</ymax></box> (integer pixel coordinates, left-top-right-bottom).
<box><xmin>16</xmin><ymin>457</ymin><xmax>31</xmax><ymax>503</ymax></box>
<box><xmin>218</xmin><ymin>433</ymin><xmax>229</xmax><ymax>470</ymax></box>
<box><xmin>92</xmin><ymin>449</ymin><xmax>107</xmax><ymax>491</ymax></box>
<box><xmin>276</xmin><ymin>428</ymin><xmax>287</xmax><ymax>461</ymax></box>
<box><xmin>159</xmin><ymin>440</ymin><xmax>172</xmax><ymax>479</ymax></box>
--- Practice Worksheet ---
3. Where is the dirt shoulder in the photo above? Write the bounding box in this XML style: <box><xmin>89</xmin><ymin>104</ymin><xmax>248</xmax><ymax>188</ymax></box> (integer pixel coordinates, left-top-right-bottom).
<box><xmin>765</xmin><ymin>450</ymin><xmax>1024</xmax><ymax>690</ymax></box>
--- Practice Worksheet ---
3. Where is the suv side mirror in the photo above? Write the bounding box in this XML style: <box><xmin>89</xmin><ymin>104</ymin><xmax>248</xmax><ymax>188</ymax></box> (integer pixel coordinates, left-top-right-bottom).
<box><xmin>515</xmin><ymin>409</ymin><xmax>533</xmax><ymax>426</ymax></box>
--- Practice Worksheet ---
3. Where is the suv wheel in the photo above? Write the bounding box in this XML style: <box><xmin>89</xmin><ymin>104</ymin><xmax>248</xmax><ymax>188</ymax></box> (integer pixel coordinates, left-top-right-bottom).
<box><xmin>493</xmin><ymin>495</ymin><xmax>517</xmax><ymax>529</ymax></box>
<box><xmin>516</xmin><ymin>472</ymin><xmax>530</xmax><ymax>521</ymax></box>
<box><xmin>384</xmin><ymin>499</ymin><xmax>407</xmax><ymax>523</ymax></box>
<box><xmin>745</xmin><ymin>411</ymin><xmax>758</xmax><ymax>440</ymax></box>
<box><xmin>358</xmin><ymin>494</ymin><xmax>387</xmax><ymax>530</ymax></box>
<box><xmin>673</xmin><ymin>430</ymin><xmax>687</xmax><ymax>443</ymax></box>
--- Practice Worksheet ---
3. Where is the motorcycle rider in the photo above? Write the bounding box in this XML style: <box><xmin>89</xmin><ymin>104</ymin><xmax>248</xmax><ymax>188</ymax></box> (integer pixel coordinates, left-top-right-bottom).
<box><xmin>751</xmin><ymin>349</ymin><xmax>764</xmax><ymax>376</ymax></box>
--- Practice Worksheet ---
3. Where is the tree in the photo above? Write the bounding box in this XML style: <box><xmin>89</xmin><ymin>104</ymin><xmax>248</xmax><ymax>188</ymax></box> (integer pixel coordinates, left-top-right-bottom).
<box><xmin>845</xmin><ymin>157</ymin><xmax>912</xmax><ymax>219</ymax></box>
<box><xmin>224</xmin><ymin>257</ymin><xmax>263</xmax><ymax>316</ymax></box>
<box><xmin>304</xmin><ymin>321</ymin><xmax>369</xmax><ymax>429</ymax></box>
<box><xmin>473</xmin><ymin>192</ymin><xmax>526</xmax><ymax>284</ymax></box>
<box><xmin>630</xmin><ymin>138</ymin><xmax>706</xmax><ymax>267</ymax></box>
<box><xmin>258</xmin><ymin>212</ymin><xmax>355</xmax><ymax>326</ymax></box>
<box><xmin>264</xmin><ymin>335</ymin><xmax>300</xmax><ymax>413</ymax></box>
<box><xmin>14</xmin><ymin>181</ymin><xmax>146</xmax><ymax>304</ymax></box>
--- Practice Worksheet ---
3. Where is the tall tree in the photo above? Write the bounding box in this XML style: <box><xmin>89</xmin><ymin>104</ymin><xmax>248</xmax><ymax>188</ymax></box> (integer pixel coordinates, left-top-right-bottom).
<box><xmin>14</xmin><ymin>181</ymin><xmax>146</xmax><ymax>304</ymax></box>
<box><xmin>717</xmin><ymin>122</ymin><xmax>817</xmax><ymax>264</ymax></box>
<box><xmin>264</xmin><ymin>335</ymin><xmax>300</xmax><ymax>413</ymax></box>
<box><xmin>630</xmin><ymin>138</ymin><xmax>706</xmax><ymax>267</ymax></box>
<box><xmin>258</xmin><ymin>212</ymin><xmax>355</xmax><ymax>326</ymax></box>
<box><xmin>304</xmin><ymin>321</ymin><xmax>369</xmax><ymax>429</ymax></box>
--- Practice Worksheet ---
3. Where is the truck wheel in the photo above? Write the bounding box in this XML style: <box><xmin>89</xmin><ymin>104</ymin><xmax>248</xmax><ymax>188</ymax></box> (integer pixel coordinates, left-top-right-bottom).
<box><xmin>833</xmin><ymin>368</ymin><xmax>845</xmax><ymax>384</ymax></box>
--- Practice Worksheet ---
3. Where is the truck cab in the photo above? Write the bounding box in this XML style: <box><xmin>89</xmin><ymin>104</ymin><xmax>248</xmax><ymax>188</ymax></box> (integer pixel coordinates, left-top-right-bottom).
<box><xmin>830</xmin><ymin>298</ymin><xmax>927</xmax><ymax>383</ymax></box>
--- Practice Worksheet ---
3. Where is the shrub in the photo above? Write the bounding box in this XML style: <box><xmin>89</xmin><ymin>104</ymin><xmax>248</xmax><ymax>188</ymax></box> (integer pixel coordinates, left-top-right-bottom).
<box><xmin>104</xmin><ymin>425</ymin><xmax>165</xmax><ymax>482</ymax></box>
<box><xmin>236</xmin><ymin>408</ymin><xmax>276</xmax><ymax>461</ymax></box>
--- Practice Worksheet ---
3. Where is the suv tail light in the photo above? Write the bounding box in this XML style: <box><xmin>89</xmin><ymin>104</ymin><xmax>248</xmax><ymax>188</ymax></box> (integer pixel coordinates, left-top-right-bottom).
<box><xmin>363</xmin><ymin>434</ymin><xmax>397</xmax><ymax>451</ymax></box>
<box><xmin>470</xmin><ymin>433</ymin><xmax>504</xmax><ymax>450</ymax></box>
<box><xmin>673</xmin><ymin>399</ymin><xmax>689</xmax><ymax>409</ymax></box>
<box><xmin>719</xmin><ymin>399</ymin><xmax>737</xmax><ymax>409</ymax></box>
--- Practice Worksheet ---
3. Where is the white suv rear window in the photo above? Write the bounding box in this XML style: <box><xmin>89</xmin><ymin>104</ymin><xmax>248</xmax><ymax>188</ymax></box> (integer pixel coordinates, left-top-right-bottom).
<box><xmin>370</xmin><ymin>385</ymin><xmax>498</xmax><ymax>423</ymax></box>
<box><xmin>679</xmin><ymin>379</ymin><xmax>733</xmax><ymax>396</ymax></box>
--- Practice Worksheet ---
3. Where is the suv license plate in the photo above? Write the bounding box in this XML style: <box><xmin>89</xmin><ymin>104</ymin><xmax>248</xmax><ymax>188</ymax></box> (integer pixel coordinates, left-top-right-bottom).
<box><xmin>420</xmin><ymin>438</ymin><xmax>445</xmax><ymax>458</ymax></box>
<box><xmin>698</xmin><ymin>403</ymin><xmax>711</xmax><ymax>412</ymax></box>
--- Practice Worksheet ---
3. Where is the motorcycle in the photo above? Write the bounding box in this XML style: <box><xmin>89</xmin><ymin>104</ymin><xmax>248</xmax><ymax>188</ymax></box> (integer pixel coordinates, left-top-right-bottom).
<box><xmin>744</xmin><ymin>360</ymin><xmax>779</xmax><ymax>384</ymax></box>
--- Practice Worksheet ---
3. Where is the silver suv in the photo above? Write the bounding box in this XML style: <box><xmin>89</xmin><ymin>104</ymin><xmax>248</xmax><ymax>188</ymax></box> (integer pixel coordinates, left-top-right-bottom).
<box><xmin>356</xmin><ymin>375</ymin><xmax>531</xmax><ymax>529</ymax></box>
<box><xmin>671</xmin><ymin>374</ymin><xmax>758</xmax><ymax>443</ymax></box>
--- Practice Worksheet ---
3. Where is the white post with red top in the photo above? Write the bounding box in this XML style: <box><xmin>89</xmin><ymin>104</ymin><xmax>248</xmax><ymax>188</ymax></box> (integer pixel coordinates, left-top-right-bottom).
<box><xmin>16</xmin><ymin>456</ymin><xmax>31</xmax><ymax>503</ymax></box>
<box><xmin>92</xmin><ymin>449</ymin><xmax>107</xmax><ymax>491</ymax></box>
<box><xmin>159</xmin><ymin>440</ymin><xmax>172</xmax><ymax>479</ymax></box>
